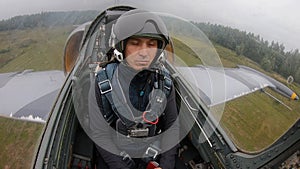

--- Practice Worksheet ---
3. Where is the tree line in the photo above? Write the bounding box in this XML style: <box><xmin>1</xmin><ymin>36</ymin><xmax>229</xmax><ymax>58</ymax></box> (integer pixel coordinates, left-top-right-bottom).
<box><xmin>0</xmin><ymin>11</ymin><xmax>98</xmax><ymax>31</ymax></box>
<box><xmin>193</xmin><ymin>22</ymin><xmax>300</xmax><ymax>83</ymax></box>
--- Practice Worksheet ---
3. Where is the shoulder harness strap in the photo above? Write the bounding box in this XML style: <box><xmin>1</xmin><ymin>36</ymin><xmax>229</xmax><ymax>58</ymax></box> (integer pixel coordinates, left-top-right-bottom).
<box><xmin>96</xmin><ymin>63</ymin><xmax>118</xmax><ymax>124</ymax></box>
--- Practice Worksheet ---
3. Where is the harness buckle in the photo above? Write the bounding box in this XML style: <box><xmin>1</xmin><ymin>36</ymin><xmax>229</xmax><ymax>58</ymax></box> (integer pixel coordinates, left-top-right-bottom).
<box><xmin>145</xmin><ymin>146</ymin><xmax>159</xmax><ymax>159</ymax></box>
<box><xmin>98</xmin><ymin>79</ymin><xmax>112</xmax><ymax>94</ymax></box>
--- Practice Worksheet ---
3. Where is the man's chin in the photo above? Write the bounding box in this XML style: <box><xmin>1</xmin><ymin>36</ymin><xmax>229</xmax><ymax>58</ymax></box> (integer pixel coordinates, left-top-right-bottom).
<box><xmin>134</xmin><ymin>65</ymin><xmax>149</xmax><ymax>71</ymax></box>
<box><xmin>134</xmin><ymin>63</ymin><xmax>149</xmax><ymax>70</ymax></box>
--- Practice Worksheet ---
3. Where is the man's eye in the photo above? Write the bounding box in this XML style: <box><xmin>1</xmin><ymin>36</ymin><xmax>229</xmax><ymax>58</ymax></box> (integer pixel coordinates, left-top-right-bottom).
<box><xmin>130</xmin><ymin>41</ymin><xmax>139</xmax><ymax>45</ymax></box>
<box><xmin>148</xmin><ymin>42</ymin><xmax>157</xmax><ymax>47</ymax></box>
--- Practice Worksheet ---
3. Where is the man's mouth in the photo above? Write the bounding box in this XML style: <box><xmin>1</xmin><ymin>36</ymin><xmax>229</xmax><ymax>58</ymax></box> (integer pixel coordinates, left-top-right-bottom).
<box><xmin>135</xmin><ymin>61</ymin><xmax>149</xmax><ymax>65</ymax></box>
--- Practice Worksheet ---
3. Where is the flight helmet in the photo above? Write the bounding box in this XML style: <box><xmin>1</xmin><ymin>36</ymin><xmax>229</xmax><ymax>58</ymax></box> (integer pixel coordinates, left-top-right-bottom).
<box><xmin>110</xmin><ymin>9</ymin><xmax>170</xmax><ymax>62</ymax></box>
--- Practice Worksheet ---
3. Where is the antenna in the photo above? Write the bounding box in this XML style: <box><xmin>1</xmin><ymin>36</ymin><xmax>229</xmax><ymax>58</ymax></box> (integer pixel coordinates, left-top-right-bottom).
<box><xmin>261</xmin><ymin>89</ymin><xmax>292</xmax><ymax>111</ymax></box>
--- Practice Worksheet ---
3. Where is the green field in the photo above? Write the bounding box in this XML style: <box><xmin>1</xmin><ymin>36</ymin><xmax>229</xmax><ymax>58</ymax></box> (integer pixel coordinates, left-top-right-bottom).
<box><xmin>0</xmin><ymin>26</ymin><xmax>73</xmax><ymax>73</ymax></box>
<box><xmin>221</xmin><ymin>87</ymin><xmax>300</xmax><ymax>152</ymax></box>
<box><xmin>0</xmin><ymin>25</ymin><xmax>299</xmax><ymax>168</ymax></box>
<box><xmin>0</xmin><ymin>116</ymin><xmax>43</xmax><ymax>169</ymax></box>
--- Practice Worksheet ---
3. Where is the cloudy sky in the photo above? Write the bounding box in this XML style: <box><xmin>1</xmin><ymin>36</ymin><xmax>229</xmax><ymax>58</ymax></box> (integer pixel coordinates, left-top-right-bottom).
<box><xmin>0</xmin><ymin>0</ymin><xmax>299</xmax><ymax>51</ymax></box>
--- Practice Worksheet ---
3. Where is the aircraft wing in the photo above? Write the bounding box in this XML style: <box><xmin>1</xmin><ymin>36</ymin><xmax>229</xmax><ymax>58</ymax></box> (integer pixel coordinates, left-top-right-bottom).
<box><xmin>177</xmin><ymin>65</ymin><xmax>299</xmax><ymax>107</ymax></box>
<box><xmin>0</xmin><ymin>70</ymin><xmax>65</xmax><ymax>122</ymax></box>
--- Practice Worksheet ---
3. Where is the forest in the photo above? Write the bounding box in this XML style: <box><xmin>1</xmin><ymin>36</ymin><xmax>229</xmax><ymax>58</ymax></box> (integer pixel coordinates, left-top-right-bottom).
<box><xmin>194</xmin><ymin>22</ymin><xmax>300</xmax><ymax>83</ymax></box>
<box><xmin>0</xmin><ymin>11</ymin><xmax>299</xmax><ymax>83</ymax></box>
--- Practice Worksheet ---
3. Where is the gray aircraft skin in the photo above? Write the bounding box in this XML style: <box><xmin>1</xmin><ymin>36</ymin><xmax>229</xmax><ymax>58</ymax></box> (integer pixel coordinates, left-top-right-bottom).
<box><xmin>2</xmin><ymin>5</ymin><xmax>297</xmax><ymax>169</ymax></box>
<box><xmin>0</xmin><ymin>70</ymin><xmax>65</xmax><ymax>122</ymax></box>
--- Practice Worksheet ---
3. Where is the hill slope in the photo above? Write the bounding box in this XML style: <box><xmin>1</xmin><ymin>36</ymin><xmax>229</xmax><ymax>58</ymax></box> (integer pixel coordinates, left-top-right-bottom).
<box><xmin>0</xmin><ymin>26</ymin><xmax>73</xmax><ymax>73</ymax></box>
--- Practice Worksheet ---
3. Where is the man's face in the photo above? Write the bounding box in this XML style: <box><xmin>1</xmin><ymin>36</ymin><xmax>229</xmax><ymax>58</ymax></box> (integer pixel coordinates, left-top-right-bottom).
<box><xmin>124</xmin><ymin>37</ymin><xmax>158</xmax><ymax>70</ymax></box>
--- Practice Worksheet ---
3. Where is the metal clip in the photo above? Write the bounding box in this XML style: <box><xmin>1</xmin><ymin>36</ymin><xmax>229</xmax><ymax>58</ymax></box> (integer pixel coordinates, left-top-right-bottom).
<box><xmin>145</xmin><ymin>146</ymin><xmax>159</xmax><ymax>159</ymax></box>
<box><xmin>98</xmin><ymin>79</ymin><xmax>112</xmax><ymax>94</ymax></box>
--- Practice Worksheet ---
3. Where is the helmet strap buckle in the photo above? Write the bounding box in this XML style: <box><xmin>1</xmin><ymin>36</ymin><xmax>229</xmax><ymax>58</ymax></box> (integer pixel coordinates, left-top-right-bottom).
<box><xmin>114</xmin><ymin>49</ymin><xmax>124</xmax><ymax>62</ymax></box>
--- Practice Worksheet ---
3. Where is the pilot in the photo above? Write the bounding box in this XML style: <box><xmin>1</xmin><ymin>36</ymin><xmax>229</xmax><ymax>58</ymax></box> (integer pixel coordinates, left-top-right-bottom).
<box><xmin>93</xmin><ymin>9</ymin><xmax>179</xmax><ymax>169</ymax></box>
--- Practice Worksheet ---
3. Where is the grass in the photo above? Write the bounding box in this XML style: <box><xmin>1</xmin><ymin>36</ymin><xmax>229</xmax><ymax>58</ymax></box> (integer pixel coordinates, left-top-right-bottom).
<box><xmin>172</xmin><ymin>37</ymin><xmax>202</xmax><ymax>66</ymax></box>
<box><xmin>220</xmin><ymin>88</ymin><xmax>300</xmax><ymax>152</ymax></box>
<box><xmin>0</xmin><ymin>116</ymin><xmax>43</xmax><ymax>169</ymax></box>
<box><xmin>0</xmin><ymin>26</ymin><xmax>73</xmax><ymax>73</ymax></box>
<box><xmin>214</xmin><ymin>43</ymin><xmax>261</xmax><ymax>68</ymax></box>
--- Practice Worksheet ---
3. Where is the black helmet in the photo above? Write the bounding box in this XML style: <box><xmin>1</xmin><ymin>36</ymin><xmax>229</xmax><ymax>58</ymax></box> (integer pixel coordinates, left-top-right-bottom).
<box><xmin>110</xmin><ymin>9</ymin><xmax>170</xmax><ymax>62</ymax></box>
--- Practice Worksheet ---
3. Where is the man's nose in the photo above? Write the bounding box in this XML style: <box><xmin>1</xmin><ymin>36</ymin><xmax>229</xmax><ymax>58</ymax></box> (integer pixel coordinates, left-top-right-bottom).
<box><xmin>138</xmin><ymin>45</ymin><xmax>148</xmax><ymax>57</ymax></box>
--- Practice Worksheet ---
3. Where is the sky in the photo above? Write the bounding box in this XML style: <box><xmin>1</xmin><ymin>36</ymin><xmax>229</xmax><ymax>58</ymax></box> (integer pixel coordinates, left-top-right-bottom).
<box><xmin>0</xmin><ymin>0</ymin><xmax>299</xmax><ymax>51</ymax></box>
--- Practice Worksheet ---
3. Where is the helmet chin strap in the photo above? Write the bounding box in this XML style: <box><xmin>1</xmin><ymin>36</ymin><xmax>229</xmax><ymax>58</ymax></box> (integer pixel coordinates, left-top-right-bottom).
<box><xmin>156</xmin><ymin>51</ymin><xmax>166</xmax><ymax>63</ymax></box>
<box><xmin>114</xmin><ymin>49</ymin><xmax>124</xmax><ymax>62</ymax></box>
<box><xmin>148</xmin><ymin>49</ymin><xmax>166</xmax><ymax>70</ymax></box>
